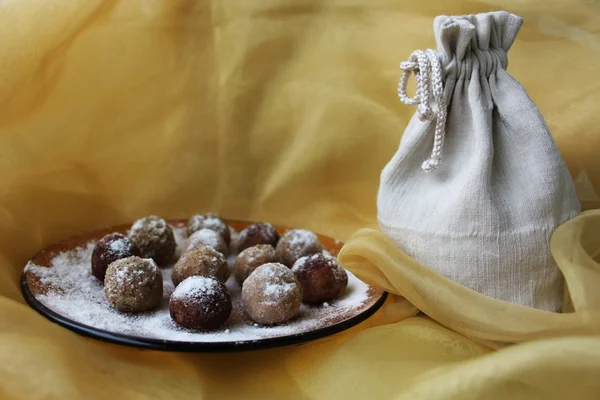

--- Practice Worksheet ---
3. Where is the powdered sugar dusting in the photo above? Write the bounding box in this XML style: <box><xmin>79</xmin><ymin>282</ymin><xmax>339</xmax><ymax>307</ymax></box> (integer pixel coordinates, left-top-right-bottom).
<box><xmin>292</xmin><ymin>253</ymin><xmax>336</xmax><ymax>273</ymax></box>
<box><xmin>25</xmin><ymin>226</ymin><xmax>374</xmax><ymax>343</ymax></box>
<box><xmin>131</xmin><ymin>216</ymin><xmax>168</xmax><ymax>237</ymax></box>
<box><xmin>172</xmin><ymin>276</ymin><xmax>219</xmax><ymax>300</ymax></box>
<box><xmin>250</xmin><ymin>264</ymin><xmax>296</xmax><ymax>302</ymax></box>
<box><xmin>286</xmin><ymin>229</ymin><xmax>318</xmax><ymax>246</ymax></box>
<box><xmin>292</xmin><ymin>254</ymin><xmax>318</xmax><ymax>272</ymax></box>
<box><xmin>264</xmin><ymin>282</ymin><xmax>295</xmax><ymax>297</ymax></box>
<box><xmin>108</xmin><ymin>238</ymin><xmax>129</xmax><ymax>255</ymax></box>
<box><xmin>186</xmin><ymin>229</ymin><xmax>226</xmax><ymax>254</ymax></box>
<box><xmin>109</xmin><ymin>257</ymin><xmax>159</xmax><ymax>287</ymax></box>
<box><xmin>189</xmin><ymin>214</ymin><xmax>226</xmax><ymax>233</ymax></box>
<box><xmin>26</xmin><ymin>242</ymin><xmax>97</xmax><ymax>292</ymax></box>
<box><xmin>200</xmin><ymin>216</ymin><xmax>223</xmax><ymax>231</ymax></box>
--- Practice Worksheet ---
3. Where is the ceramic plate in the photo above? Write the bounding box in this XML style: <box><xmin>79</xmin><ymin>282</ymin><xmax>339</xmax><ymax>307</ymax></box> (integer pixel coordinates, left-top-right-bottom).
<box><xmin>21</xmin><ymin>219</ymin><xmax>387</xmax><ymax>352</ymax></box>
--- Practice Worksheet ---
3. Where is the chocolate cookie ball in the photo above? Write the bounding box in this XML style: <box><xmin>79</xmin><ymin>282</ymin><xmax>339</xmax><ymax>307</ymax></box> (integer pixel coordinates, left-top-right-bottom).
<box><xmin>172</xmin><ymin>245</ymin><xmax>229</xmax><ymax>287</ymax></box>
<box><xmin>242</xmin><ymin>263</ymin><xmax>302</xmax><ymax>325</ymax></box>
<box><xmin>169</xmin><ymin>276</ymin><xmax>232</xmax><ymax>330</ymax></box>
<box><xmin>275</xmin><ymin>229</ymin><xmax>323</xmax><ymax>267</ymax></box>
<box><xmin>237</xmin><ymin>223</ymin><xmax>280</xmax><ymax>252</ymax></box>
<box><xmin>104</xmin><ymin>256</ymin><xmax>163</xmax><ymax>313</ymax></box>
<box><xmin>186</xmin><ymin>229</ymin><xmax>229</xmax><ymax>256</ymax></box>
<box><xmin>91</xmin><ymin>233</ymin><xmax>140</xmax><ymax>282</ymax></box>
<box><xmin>234</xmin><ymin>244</ymin><xmax>277</xmax><ymax>284</ymax></box>
<box><xmin>187</xmin><ymin>213</ymin><xmax>231</xmax><ymax>245</ymax></box>
<box><xmin>292</xmin><ymin>254</ymin><xmax>348</xmax><ymax>304</ymax></box>
<box><xmin>128</xmin><ymin>216</ymin><xmax>176</xmax><ymax>266</ymax></box>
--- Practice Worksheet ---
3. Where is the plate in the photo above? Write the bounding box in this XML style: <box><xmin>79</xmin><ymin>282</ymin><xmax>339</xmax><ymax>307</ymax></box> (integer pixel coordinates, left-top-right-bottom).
<box><xmin>21</xmin><ymin>219</ymin><xmax>387</xmax><ymax>352</ymax></box>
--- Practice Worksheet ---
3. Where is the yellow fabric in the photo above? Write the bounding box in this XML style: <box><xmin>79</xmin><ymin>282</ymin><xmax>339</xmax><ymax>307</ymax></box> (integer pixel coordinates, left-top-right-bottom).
<box><xmin>339</xmin><ymin>211</ymin><xmax>600</xmax><ymax>343</ymax></box>
<box><xmin>1</xmin><ymin>0</ymin><xmax>599</xmax><ymax>399</ymax></box>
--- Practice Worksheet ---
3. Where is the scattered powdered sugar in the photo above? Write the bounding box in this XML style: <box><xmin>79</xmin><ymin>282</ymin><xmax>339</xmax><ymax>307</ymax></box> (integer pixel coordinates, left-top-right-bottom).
<box><xmin>108</xmin><ymin>257</ymin><xmax>159</xmax><ymax>287</ymax></box>
<box><xmin>292</xmin><ymin>255</ymin><xmax>312</xmax><ymax>272</ymax></box>
<box><xmin>264</xmin><ymin>282</ymin><xmax>295</xmax><ymax>297</ymax></box>
<box><xmin>108</xmin><ymin>237</ymin><xmax>129</xmax><ymax>255</ymax></box>
<box><xmin>332</xmin><ymin>260</ymin><xmax>348</xmax><ymax>282</ymax></box>
<box><xmin>250</xmin><ymin>263</ymin><xmax>297</xmax><ymax>302</ymax></box>
<box><xmin>286</xmin><ymin>229</ymin><xmax>318</xmax><ymax>247</ymax></box>
<box><xmin>201</xmin><ymin>216</ymin><xmax>224</xmax><ymax>231</ymax></box>
<box><xmin>25</xmin><ymin>226</ymin><xmax>373</xmax><ymax>343</ymax></box>
<box><xmin>186</xmin><ymin>229</ymin><xmax>224</xmax><ymax>252</ymax></box>
<box><xmin>131</xmin><ymin>216</ymin><xmax>168</xmax><ymax>236</ymax></box>
<box><xmin>243</xmin><ymin>252</ymin><xmax>258</xmax><ymax>264</ymax></box>
<box><xmin>128</xmin><ymin>217</ymin><xmax>175</xmax><ymax>257</ymax></box>
<box><xmin>189</xmin><ymin>214</ymin><xmax>227</xmax><ymax>234</ymax></box>
<box><xmin>172</xmin><ymin>276</ymin><xmax>219</xmax><ymax>300</ymax></box>
<box><xmin>292</xmin><ymin>253</ymin><xmax>335</xmax><ymax>273</ymax></box>
<box><xmin>26</xmin><ymin>242</ymin><xmax>97</xmax><ymax>292</ymax></box>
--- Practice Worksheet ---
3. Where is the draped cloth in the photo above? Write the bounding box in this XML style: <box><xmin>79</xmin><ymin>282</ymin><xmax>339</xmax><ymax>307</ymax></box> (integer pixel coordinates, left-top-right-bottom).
<box><xmin>1</xmin><ymin>1</ymin><xmax>599</xmax><ymax>399</ymax></box>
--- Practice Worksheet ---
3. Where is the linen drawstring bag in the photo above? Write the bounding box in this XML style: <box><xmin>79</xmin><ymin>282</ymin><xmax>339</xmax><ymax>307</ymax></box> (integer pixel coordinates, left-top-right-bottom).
<box><xmin>377</xmin><ymin>11</ymin><xmax>581</xmax><ymax>311</ymax></box>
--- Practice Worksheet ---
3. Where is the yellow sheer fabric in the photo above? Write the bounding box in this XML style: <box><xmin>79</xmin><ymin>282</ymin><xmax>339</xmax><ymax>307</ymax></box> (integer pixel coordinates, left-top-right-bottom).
<box><xmin>1</xmin><ymin>1</ymin><xmax>599</xmax><ymax>398</ymax></box>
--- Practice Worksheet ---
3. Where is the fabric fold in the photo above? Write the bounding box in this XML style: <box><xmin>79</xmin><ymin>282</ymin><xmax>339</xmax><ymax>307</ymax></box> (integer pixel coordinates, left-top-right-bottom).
<box><xmin>339</xmin><ymin>210</ymin><xmax>600</xmax><ymax>343</ymax></box>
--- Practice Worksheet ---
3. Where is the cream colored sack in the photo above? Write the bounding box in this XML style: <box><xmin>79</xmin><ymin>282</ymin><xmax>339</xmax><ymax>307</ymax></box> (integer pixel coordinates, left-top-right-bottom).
<box><xmin>377</xmin><ymin>11</ymin><xmax>580</xmax><ymax>311</ymax></box>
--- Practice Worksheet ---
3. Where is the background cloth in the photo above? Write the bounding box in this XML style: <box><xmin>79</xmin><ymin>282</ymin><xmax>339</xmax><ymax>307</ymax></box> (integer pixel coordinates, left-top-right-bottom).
<box><xmin>0</xmin><ymin>1</ymin><xmax>599</xmax><ymax>399</ymax></box>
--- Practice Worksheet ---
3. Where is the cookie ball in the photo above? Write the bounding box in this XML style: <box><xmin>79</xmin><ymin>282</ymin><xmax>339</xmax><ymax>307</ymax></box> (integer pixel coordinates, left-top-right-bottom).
<box><xmin>234</xmin><ymin>244</ymin><xmax>277</xmax><ymax>284</ymax></box>
<box><xmin>187</xmin><ymin>213</ymin><xmax>231</xmax><ymax>245</ymax></box>
<box><xmin>186</xmin><ymin>228</ymin><xmax>229</xmax><ymax>256</ymax></box>
<box><xmin>242</xmin><ymin>263</ymin><xmax>302</xmax><ymax>325</ymax></box>
<box><xmin>91</xmin><ymin>233</ymin><xmax>140</xmax><ymax>282</ymax></box>
<box><xmin>292</xmin><ymin>254</ymin><xmax>348</xmax><ymax>304</ymax></box>
<box><xmin>275</xmin><ymin>229</ymin><xmax>323</xmax><ymax>267</ymax></box>
<box><xmin>172</xmin><ymin>245</ymin><xmax>229</xmax><ymax>287</ymax></box>
<box><xmin>104</xmin><ymin>256</ymin><xmax>163</xmax><ymax>313</ymax></box>
<box><xmin>169</xmin><ymin>276</ymin><xmax>232</xmax><ymax>330</ymax></box>
<box><xmin>237</xmin><ymin>223</ymin><xmax>280</xmax><ymax>252</ymax></box>
<box><xmin>128</xmin><ymin>216</ymin><xmax>176</xmax><ymax>266</ymax></box>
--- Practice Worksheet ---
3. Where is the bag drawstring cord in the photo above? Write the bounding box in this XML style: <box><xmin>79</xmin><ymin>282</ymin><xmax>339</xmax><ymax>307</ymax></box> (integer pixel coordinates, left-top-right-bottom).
<box><xmin>398</xmin><ymin>49</ymin><xmax>447</xmax><ymax>172</ymax></box>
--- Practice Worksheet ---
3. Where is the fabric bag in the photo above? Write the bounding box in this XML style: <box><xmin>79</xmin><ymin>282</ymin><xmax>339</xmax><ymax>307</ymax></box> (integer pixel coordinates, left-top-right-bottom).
<box><xmin>377</xmin><ymin>11</ymin><xmax>581</xmax><ymax>311</ymax></box>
